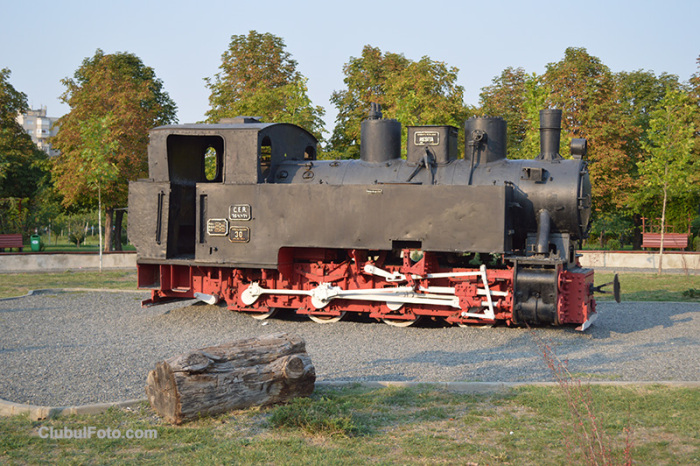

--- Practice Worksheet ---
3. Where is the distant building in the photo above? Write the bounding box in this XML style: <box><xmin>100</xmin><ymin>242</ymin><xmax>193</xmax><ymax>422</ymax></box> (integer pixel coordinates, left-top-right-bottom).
<box><xmin>16</xmin><ymin>107</ymin><xmax>60</xmax><ymax>156</ymax></box>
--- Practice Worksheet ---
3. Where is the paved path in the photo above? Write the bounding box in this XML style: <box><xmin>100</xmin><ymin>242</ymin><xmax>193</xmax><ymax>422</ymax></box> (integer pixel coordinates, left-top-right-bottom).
<box><xmin>0</xmin><ymin>290</ymin><xmax>698</xmax><ymax>406</ymax></box>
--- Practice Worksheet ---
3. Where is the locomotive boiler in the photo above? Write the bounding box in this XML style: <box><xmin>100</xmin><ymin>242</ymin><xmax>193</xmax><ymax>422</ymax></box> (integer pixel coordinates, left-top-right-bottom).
<box><xmin>128</xmin><ymin>105</ymin><xmax>612</xmax><ymax>330</ymax></box>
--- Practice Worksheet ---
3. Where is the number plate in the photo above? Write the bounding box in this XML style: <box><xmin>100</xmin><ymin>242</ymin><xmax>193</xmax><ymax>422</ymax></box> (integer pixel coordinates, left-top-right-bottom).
<box><xmin>229</xmin><ymin>226</ymin><xmax>250</xmax><ymax>243</ymax></box>
<box><xmin>414</xmin><ymin>131</ymin><xmax>440</xmax><ymax>145</ymax></box>
<box><xmin>229</xmin><ymin>204</ymin><xmax>251</xmax><ymax>221</ymax></box>
<box><xmin>206</xmin><ymin>218</ymin><xmax>229</xmax><ymax>236</ymax></box>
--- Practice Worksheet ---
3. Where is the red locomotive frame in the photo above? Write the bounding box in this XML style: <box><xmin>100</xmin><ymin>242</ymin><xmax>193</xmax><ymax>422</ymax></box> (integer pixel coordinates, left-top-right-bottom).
<box><xmin>138</xmin><ymin>247</ymin><xmax>597</xmax><ymax>330</ymax></box>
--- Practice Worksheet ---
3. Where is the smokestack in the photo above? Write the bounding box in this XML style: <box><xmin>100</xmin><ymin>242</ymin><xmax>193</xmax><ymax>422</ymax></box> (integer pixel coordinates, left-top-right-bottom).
<box><xmin>360</xmin><ymin>103</ymin><xmax>401</xmax><ymax>163</ymax></box>
<box><xmin>537</xmin><ymin>109</ymin><xmax>563</xmax><ymax>161</ymax></box>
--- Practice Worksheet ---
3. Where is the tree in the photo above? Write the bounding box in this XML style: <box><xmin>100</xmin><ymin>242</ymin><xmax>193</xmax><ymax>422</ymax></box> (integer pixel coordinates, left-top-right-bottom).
<box><xmin>613</xmin><ymin>70</ymin><xmax>685</xmax><ymax>247</ymax></box>
<box><xmin>52</xmin><ymin>50</ymin><xmax>177</xmax><ymax>251</ymax></box>
<box><xmin>78</xmin><ymin>114</ymin><xmax>119</xmax><ymax>267</ymax></box>
<box><xmin>0</xmin><ymin>68</ymin><xmax>48</xmax><ymax>199</ymax></box>
<box><xmin>635</xmin><ymin>89</ymin><xmax>698</xmax><ymax>273</ymax></box>
<box><xmin>205</xmin><ymin>31</ymin><xmax>325</xmax><ymax>140</ymax></box>
<box><xmin>478</xmin><ymin>68</ymin><xmax>546</xmax><ymax>159</ymax></box>
<box><xmin>0</xmin><ymin>67</ymin><xmax>28</xmax><ymax>187</ymax></box>
<box><xmin>690</xmin><ymin>55</ymin><xmax>700</xmax><ymax>156</ymax></box>
<box><xmin>542</xmin><ymin>47</ymin><xmax>638</xmax><ymax>213</ymax></box>
<box><xmin>479</xmin><ymin>67</ymin><xmax>528</xmax><ymax>157</ymax></box>
<box><xmin>0</xmin><ymin>68</ymin><xmax>49</xmax><ymax>234</ymax></box>
<box><xmin>329</xmin><ymin>46</ymin><xmax>410</xmax><ymax>158</ymax></box>
<box><xmin>616</xmin><ymin>70</ymin><xmax>681</xmax><ymax>160</ymax></box>
<box><xmin>690</xmin><ymin>56</ymin><xmax>700</xmax><ymax>238</ymax></box>
<box><xmin>519</xmin><ymin>74</ymin><xmax>549</xmax><ymax>159</ymax></box>
<box><xmin>384</xmin><ymin>56</ymin><xmax>469</xmax><ymax>142</ymax></box>
<box><xmin>329</xmin><ymin>46</ymin><xmax>469</xmax><ymax>159</ymax></box>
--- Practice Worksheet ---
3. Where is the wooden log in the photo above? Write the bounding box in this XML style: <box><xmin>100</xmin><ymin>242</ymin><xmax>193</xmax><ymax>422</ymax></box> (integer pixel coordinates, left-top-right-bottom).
<box><xmin>145</xmin><ymin>332</ymin><xmax>315</xmax><ymax>424</ymax></box>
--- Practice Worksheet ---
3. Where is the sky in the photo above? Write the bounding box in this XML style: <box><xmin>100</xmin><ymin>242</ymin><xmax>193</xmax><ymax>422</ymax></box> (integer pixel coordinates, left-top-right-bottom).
<box><xmin>2</xmin><ymin>0</ymin><xmax>699</xmax><ymax>135</ymax></box>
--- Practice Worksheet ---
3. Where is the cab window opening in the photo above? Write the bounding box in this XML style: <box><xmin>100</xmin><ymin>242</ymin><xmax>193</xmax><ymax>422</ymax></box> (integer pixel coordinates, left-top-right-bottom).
<box><xmin>304</xmin><ymin>145</ymin><xmax>316</xmax><ymax>160</ymax></box>
<box><xmin>166</xmin><ymin>134</ymin><xmax>224</xmax><ymax>184</ymax></box>
<box><xmin>260</xmin><ymin>136</ymin><xmax>272</xmax><ymax>181</ymax></box>
<box><xmin>204</xmin><ymin>146</ymin><xmax>219</xmax><ymax>181</ymax></box>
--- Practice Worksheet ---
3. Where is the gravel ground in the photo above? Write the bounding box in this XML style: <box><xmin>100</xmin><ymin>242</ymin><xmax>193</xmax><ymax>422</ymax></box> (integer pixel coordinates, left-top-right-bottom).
<box><xmin>0</xmin><ymin>290</ymin><xmax>698</xmax><ymax>406</ymax></box>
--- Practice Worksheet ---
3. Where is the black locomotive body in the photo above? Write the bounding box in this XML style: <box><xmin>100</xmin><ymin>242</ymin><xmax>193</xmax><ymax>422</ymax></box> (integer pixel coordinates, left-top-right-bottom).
<box><xmin>128</xmin><ymin>107</ymin><xmax>598</xmax><ymax>329</ymax></box>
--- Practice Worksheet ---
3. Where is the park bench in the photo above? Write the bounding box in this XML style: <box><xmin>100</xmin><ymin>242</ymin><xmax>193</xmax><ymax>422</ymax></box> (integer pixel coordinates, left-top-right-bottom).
<box><xmin>0</xmin><ymin>233</ymin><xmax>24</xmax><ymax>252</ymax></box>
<box><xmin>641</xmin><ymin>232</ymin><xmax>688</xmax><ymax>250</ymax></box>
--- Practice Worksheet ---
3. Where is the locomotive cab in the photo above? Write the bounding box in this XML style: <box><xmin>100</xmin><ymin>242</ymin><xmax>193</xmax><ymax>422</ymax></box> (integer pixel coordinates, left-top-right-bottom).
<box><xmin>128</xmin><ymin>120</ymin><xmax>317</xmax><ymax>262</ymax></box>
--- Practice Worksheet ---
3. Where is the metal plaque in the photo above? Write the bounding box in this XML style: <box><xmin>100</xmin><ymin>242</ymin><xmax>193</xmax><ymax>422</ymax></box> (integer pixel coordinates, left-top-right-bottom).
<box><xmin>229</xmin><ymin>226</ymin><xmax>250</xmax><ymax>243</ymax></box>
<box><xmin>207</xmin><ymin>218</ymin><xmax>229</xmax><ymax>236</ymax></box>
<box><xmin>229</xmin><ymin>204</ymin><xmax>251</xmax><ymax>221</ymax></box>
<box><xmin>414</xmin><ymin>131</ymin><xmax>440</xmax><ymax>146</ymax></box>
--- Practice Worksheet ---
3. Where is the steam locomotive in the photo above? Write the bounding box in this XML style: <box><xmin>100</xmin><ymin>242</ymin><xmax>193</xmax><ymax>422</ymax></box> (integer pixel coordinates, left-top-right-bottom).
<box><xmin>128</xmin><ymin>105</ymin><xmax>614</xmax><ymax>330</ymax></box>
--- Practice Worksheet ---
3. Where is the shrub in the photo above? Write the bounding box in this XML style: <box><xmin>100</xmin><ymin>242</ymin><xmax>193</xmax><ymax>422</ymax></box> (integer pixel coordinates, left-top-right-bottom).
<box><xmin>606</xmin><ymin>239</ymin><xmax>621</xmax><ymax>251</ymax></box>
<box><xmin>69</xmin><ymin>230</ymin><xmax>85</xmax><ymax>247</ymax></box>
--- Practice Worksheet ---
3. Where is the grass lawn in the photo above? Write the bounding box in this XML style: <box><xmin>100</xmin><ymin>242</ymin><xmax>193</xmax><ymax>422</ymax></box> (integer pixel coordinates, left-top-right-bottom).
<box><xmin>1</xmin><ymin>384</ymin><xmax>698</xmax><ymax>465</ymax></box>
<box><xmin>7</xmin><ymin>234</ymin><xmax>135</xmax><ymax>253</ymax></box>
<box><xmin>0</xmin><ymin>270</ymin><xmax>137</xmax><ymax>299</ymax></box>
<box><xmin>596</xmin><ymin>272</ymin><xmax>700</xmax><ymax>302</ymax></box>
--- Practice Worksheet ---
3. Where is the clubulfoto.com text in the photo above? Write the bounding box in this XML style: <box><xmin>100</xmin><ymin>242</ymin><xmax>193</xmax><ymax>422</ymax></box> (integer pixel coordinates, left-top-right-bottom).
<box><xmin>37</xmin><ymin>426</ymin><xmax>157</xmax><ymax>440</ymax></box>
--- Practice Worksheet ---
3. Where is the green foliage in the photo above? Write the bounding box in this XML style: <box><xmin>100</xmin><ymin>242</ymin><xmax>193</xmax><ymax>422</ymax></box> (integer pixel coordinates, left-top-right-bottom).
<box><xmin>616</xmin><ymin>69</ymin><xmax>681</xmax><ymax>156</ymax></box>
<box><xmin>0</xmin><ymin>181</ymin><xmax>53</xmax><ymax>238</ymax></box>
<box><xmin>0</xmin><ymin>68</ymin><xmax>28</xmax><ymax>125</ymax></box>
<box><xmin>52</xmin><ymin>49</ymin><xmax>177</xmax><ymax>212</ymax></box>
<box><xmin>47</xmin><ymin>211</ymin><xmax>98</xmax><ymax>246</ymax></box>
<box><xmin>25</xmin><ymin>180</ymin><xmax>64</xmax><ymax>234</ymax></box>
<box><xmin>479</xmin><ymin>67</ymin><xmax>529</xmax><ymax>152</ymax></box>
<box><xmin>588</xmin><ymin>212</ymin><xmax>634</xmax><ymax>247</ymax></box>
<box><xmin>205</xmin><ymin>31</ymin><xmax>325</xmax><ymax>141</ymax></box>
<box><xmin>0</xmin><ymin>197</ymin><xmax>28</xmax><ymax>235</ymax></box>
<box><xmin>478</xmin><ymin>67</ymin><xmax>549</xmax><ymax>159</ymax></box>
<box><xmin>0</xmin><ymin>130</ymin><xmax>47</xmax><ymax>200</ymax></box>
<box><xmin>631</xmin><ymin>89</ymin><xmax>699</xmax><ymax>234</ymax></box>
<box><xmin>383</xmin><ymin>56</ymin><xmax>469</xmax><ymax>152</ymax></box>
<box><xmin>606</xmin><ymin>238</ymin><xmax>621</xmax><ymax>250</ymax></box>
<box><xmin>51</xmin><ymin>50</ymin><xmax>176</xmax><ymax>252</ymax></box>
<box><xmin>689</xmin><ymin>55</ymin><xmax>700</xmax><ymax>155</ymax></box>
<box><xmin>268</xmin><ymin>396</ymin><xmax>364</xmax><ymax>437</ymax></box>
<box><xmin>638</xmin><ymin>88</ymin><xmax>697</xmax><ymax>188</ymax></box>
<box><xmin>480</xmin><ymin>69</ymin><xmax>568</xmax><ymax>160</ymax></box>
<box><xmin>68</xmin><ymin>229</ymin><xmax>85</xmax><ymax>247</ymax></box>
<box><xmin>77</xmin><ymin>114</ymin><xmax>120</xmax><ymax>188</ymax></box>
<box><xmin>329</xmin><ymin>46</ymin><xmax>409</xmax><ymax>158</ymax></box>
<box><xmin>519</xmin><ymin>73</ymin><xmax>550</xmax><ymax>159</ymax></box>
<box><xmin>0</xmin><ymin>68</ymin><xmax>50</xmax><ymax>204</ymax></box>
<box><xmin>691</xmin><ymin>215</ymin><xmax>700</xmax><ymax>237</ymax></box>
<box><xmin>330</xmin><ymin>45</ymin><xmax>470</xmax><ymax>159</ymax></box>
<box><xmin>0</xmin><ymin>68</ymin><xmax>52</xmax><ymax>237</ymax></box>
<box><xmin>203</xmin><ymin>146</ymin><xmax>217</xmax><ymax>180</ymax></box>
<box><xmin>74</xmin><ymin>113</ymin><xmax>120</xmax><ymax>252</ymax></box>
<box><xmin>543</xmin><ymin>47</ymin><xmax>639</xmax><ymax>213</ymax></box>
